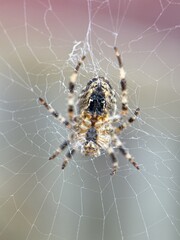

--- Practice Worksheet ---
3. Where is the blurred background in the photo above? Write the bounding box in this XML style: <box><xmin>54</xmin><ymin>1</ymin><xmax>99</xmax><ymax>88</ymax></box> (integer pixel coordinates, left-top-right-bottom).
<box><xmin>0</xmin><ymin>0</ymin><xmax>180</xmax><ymax>240</ymax></box>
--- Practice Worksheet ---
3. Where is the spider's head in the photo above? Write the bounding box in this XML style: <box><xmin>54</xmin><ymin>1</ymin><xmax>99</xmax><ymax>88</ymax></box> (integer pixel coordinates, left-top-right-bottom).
<box><xmin>81</xmin><ymin>127</ymin><xmax>100</xmax><ymax>157</ymax></box>
<box><xmin>81</xmin><ymin>141</ymin><xmax>100</xmax><ymax>157</ymax></box>
<box><xmin>88</xmin><ymin>86</ymin><xmax>106</xmax><ymax>115</ymax></box>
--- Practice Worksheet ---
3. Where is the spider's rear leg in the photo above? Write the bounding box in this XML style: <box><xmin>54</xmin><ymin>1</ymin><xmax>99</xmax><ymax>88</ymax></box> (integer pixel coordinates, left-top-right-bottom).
<box><xmin>39</xmin><ymin>98</ymin><xmax>71</xmax><ymax>128</ymax></box>
<box><xmin>114</xmin><ymin>47</ymin><xmax>128</xmax><ymax>115</ymax></box>
<box><xmin>49</xmin><ymin>140</ymin><xmax>70</xmax><ymax>160</ymax></box>
<box><xmin>115</xmin><ymin>108</ymin><xmax>140</xmax><ymax>134</ymax></box>
<box><xmin>68</xmin><ymin>55</ymin><xmax>86</xmax><ymax>121</ymax></box>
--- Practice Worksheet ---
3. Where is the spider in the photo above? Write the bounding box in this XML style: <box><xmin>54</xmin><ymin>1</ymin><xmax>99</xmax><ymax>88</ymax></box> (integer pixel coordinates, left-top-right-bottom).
<box><xmin>39</xmin><ymin>47</ymin><xmax>140</xmax><ymax>175</ymax></box>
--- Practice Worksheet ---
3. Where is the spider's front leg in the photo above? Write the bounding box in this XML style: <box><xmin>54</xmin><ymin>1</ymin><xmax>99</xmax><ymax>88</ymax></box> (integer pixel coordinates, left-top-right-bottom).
<box><xmin>49</xmin><ymin>140</ymin><xmax>70</xmax><ymax>160</ymax></box>
<box><xmin>49</xmin><ymin>134</ymin><xmax>76</xmax><ymax>169</ymax></box>
<box><xmin>114</xmin><ymin>47</ymin><xmax>128</xmax><ymax>115</ymax></box>
<box><xmin>68</xmin><ymin>55</ymin><xmax>86</xmax><ymax>121</ymax></box>
<box><xmin>113</xmin><ymin>135</ymin><xmax>140</xmax><ymax>170</ymax></box>
<box><xmin>107</xmin><ymin>146</ymin><xmax>119</xmax><ymax>175</ymax></box>
<box><xmin>61</xmin><ymin>148</ymin><xmax>76</xmax><ymax>169</ymax></box>
<box><xmin>49</xmin><ymin>141</ymin><xmax>76</xmax><ymax>170</ymax></box>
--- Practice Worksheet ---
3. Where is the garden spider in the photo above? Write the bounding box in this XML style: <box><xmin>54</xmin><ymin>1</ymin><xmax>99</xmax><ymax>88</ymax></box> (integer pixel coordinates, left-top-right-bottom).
<box><xmin>39</xmin><ymin>47</ymin><xmax>140</xmax><ymax>175</ymax></box>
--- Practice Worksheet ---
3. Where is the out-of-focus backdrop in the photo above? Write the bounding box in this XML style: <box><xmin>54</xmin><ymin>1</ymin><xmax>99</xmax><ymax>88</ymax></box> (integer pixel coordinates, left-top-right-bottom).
<box><xmin>0</xmin><ymin>1</ymin><xmax>180</xmax><ymax>240</ymax></box>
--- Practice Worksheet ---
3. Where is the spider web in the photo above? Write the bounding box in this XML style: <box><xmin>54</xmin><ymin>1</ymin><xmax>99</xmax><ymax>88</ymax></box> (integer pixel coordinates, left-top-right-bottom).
<box><xmin>0</xmin><ymin>0</ymin><xmax>180</xmax><ymax>239</ymax></box>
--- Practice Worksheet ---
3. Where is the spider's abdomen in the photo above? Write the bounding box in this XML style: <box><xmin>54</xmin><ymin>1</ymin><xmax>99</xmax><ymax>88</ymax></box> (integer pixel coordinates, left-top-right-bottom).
<box><xmin>88</xmin><ymin>88</ymin><xmax>105</xmax><ymax>115</ymax></box>
<box><xmin>78</xmin><ymin>77</ymin><xmax>117</xmax><ymax>116</ymax></box>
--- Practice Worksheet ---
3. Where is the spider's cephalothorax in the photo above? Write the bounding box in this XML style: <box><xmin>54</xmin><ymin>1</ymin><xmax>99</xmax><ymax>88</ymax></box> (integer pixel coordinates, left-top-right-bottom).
<box><xmin>39</xmin><ymin>47</ymin><xmax>140</xmax><ymax>175</ymax></box>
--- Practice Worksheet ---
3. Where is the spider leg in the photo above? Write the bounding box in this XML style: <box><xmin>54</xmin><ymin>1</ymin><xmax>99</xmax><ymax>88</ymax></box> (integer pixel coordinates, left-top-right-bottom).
<box><xmin>107</xmin><ymin>146</ymin><xmax>119</xmax><ymax>175</ymax></box>
<box><xmin>68</xmin><ymin>55</ymin><xmax>86</xmax><ymax>121</ymax></box>
<box><xmin>39</xmin><ymin>97</ymin><xmax>71</xmax><ymax>128</ymax></box>
<box><xmin>61</xmin><ymin>148</ymin><xmax>76</xmax><ymax>169</ymax></box>
<box><xmin>114</xmin><ymin>47</ymin><xmax>128</xmax><ymax>115</ymax></box>
<box><xmin>113</xmin><ymin>135</ymin><xmax>139</xmax><ymax>170</ymax></box>
<box><xmin>108</xmin><ymin>114</ymin><xmax>122</xmax><ymax>124</ymax></box>
<box><xmin>49</xmin><ymin>140</ymin><xmax>70</xmax><ymax>160</ymax></box>
<box><xmin>115</xmin><ymin>108</ymin><xmax>140</xmax><ymax>134</ymax></box>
